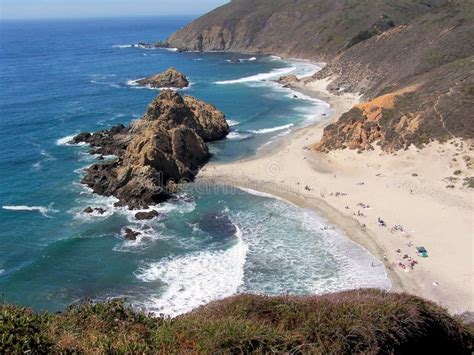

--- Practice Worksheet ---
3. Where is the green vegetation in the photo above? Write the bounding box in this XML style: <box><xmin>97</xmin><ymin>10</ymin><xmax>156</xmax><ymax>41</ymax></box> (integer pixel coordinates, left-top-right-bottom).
<box><xmin>1</xmin><ymin>290</ymin><xmax>473</xmax><ymax>353</ymax></box>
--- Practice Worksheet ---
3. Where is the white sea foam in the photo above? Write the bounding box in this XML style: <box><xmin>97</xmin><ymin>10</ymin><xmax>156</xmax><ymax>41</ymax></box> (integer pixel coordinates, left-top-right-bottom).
<box><xmin>229</xmin><ymin>198</ymin><xmax>391</xmax><ymax>296</ymax></box>
<box><xmin>215</xmin><ymin>66</ymin><xmax>297</xmax><ymax>85</ymax></box>
<box><xmin>227</xmin><ymin>120</ymin><xmax>240</xmax><ymax>127</ymax></box>
<box><xmin>56</xmin><ymin>134</ymin><xmax>76</xmax><ymax>146</ymax></box>
<box><xmin>113</xmin><ymin>225</ymin><xmax>168</xmax><ymax>253</ymax></box>
<box><xmin>247</xmin><ymin>123</ymin><xmax>293</xmax><ymax>134</ymax></box>
<box><xmin>127</xmin><ymin>79</ymin><xmax>192</xmax><ymax>92</ymax></box>
<box><xmin>3</xmin><ymin>205</ymin><xmax>58</xmax><ymax>217</ymax></box>
<box><xmin>135</xmin><ymin>224</ymin><xmax>247</xmax><ymax>316</ymax></box>
<box><xmin>237</xmin><ymin>187</ymin><xmax>295</xmax><ymax>205</ymax></box>
<box><xmin>112</xmin><ymin>44</ymin><xmax>134</xmax><ymax>49</ymax></box>
<box><xmin>269</xmin><ymin>55</ymin><xmax>282</xmax><ymax>61</ymax></box>
<box><xmin>226</xmin><ymin>131</ymin><xmax>251</xmax><ymax>140</ymax></box>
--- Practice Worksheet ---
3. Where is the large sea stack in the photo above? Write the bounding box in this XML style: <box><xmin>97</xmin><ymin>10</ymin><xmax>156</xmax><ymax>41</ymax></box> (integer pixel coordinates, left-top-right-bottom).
<box><xmin>72</xmin><ymin>90</ymin><xmax>229</xmax><ymax>209</ymax></box>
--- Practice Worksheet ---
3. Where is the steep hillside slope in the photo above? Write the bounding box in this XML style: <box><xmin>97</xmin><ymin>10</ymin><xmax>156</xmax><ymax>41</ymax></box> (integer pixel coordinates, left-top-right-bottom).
<box><xmin>2</xmin><ymin>290</ymin><xmax>473</xmax><ymax>353</ymax></box>
<box><xmin>166</xmin><ymin>0</ymin><xmax>474</xmax><ymax>152</ymax></box>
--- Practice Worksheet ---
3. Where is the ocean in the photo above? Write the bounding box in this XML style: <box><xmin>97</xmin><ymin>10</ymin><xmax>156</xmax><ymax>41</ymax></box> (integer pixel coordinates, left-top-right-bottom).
<box><xmin>0</xmin><ymin>17</ymin><xmax>390</xmax><ymax>315</ymax></box>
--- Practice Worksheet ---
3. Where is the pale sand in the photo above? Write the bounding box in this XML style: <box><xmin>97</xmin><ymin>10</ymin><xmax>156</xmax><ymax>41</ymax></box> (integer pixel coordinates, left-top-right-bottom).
<box><xmin>199</xmin><ymin>78</ymin><xmax>474</xmax><ymax>314</ymax></box>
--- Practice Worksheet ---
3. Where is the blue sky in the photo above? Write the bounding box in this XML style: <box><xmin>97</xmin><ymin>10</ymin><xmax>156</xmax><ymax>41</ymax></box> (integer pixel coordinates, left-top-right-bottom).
<box><xmin>0</xmin><ymin>0</ymin><xmax>229</xmax><ymax>20</ymax></box>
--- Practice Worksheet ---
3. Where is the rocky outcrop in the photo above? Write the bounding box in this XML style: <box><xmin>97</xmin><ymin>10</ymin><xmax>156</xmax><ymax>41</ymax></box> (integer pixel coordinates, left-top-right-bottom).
<box><xmin>137</xmin><ymin>68</ymin><xmax>189</xmax><ymax>88</ymax></box>
<box><xmin>134</xmin><ymin>210</ymin><xmax>160</xmax><ymax>220</ymax></box>
<box><xmin>316</xmin><ymin>57</ymin><xmax>474</xmax><ymax>152</ymax></box>
<box><xmin>72</xmin><ymin>90</ymin><xmax>229</xmax><ymax>209</ymax></box>
<box><xmin>123</xmin><ymin>228</ymin><xmax>141</xmax><ymax>241</ymax></box>
<box><xmin>165</xmin><ymin>0</ymin><xmax>474</xmax><ymax>152</ymax></box>
<box><xmin>277</xmin><ymin>75</ymin><xmax>300</xmax><ymax>87</ymax></box>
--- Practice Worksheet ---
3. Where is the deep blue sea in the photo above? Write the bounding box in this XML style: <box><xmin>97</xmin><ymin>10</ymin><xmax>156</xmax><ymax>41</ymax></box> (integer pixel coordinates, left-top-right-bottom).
<box><xmin>0</xmin><ymin>17</ymin><xmax>390</xmax><ymax>315</ymax></box>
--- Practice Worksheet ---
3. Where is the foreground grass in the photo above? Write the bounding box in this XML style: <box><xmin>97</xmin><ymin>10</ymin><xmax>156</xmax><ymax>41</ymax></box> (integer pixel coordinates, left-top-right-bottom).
<box><xmin>1</xmin><ymin>289</ymin><xmax>473</xmax><ymax>353</ymax></box>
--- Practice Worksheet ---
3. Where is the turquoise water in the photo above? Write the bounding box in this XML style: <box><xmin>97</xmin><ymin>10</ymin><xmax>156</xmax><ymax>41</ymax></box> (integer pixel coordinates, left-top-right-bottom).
<box><xmin>0</xmin><ymin>17</ymin><xmax>389</xmax><ymax>315</ymax></box>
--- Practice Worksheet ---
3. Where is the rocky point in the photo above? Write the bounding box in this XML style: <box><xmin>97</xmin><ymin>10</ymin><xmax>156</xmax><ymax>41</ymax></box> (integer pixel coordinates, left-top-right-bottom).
<box><xmin>71</xmin><ymin>90</ymin><xmax>229</xmax><ymax>209</ymax></box>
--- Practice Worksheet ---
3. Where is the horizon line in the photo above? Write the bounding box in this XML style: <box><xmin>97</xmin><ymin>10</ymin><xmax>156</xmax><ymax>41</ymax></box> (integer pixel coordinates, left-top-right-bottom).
<box><xmin>0</xmin><ymin>14</ymin><xmax>201</xmax><ymax>22</ymax></box>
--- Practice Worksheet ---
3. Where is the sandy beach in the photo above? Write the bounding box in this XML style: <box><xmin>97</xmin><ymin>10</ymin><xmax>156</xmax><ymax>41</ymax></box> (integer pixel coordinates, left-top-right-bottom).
<box><xmin>199</xmin><ymin>76</ymin><xmax>474</xmax><ymax>314</ymax></box>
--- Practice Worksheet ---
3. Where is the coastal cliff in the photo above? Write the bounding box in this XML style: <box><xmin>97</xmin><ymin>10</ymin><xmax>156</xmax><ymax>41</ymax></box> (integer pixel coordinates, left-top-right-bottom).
<box><xmin>72</xmin><ymin>89</ymin><xmax>229</xmax><ymax>209</ymax></box>
<box><xmin>167</xmin><ymin>0</ymin><xmax>474</xmax><ymax>152</ymax></box>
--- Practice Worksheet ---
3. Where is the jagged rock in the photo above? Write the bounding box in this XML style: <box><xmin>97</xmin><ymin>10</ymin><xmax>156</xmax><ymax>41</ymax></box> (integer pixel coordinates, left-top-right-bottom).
<box><xmin>74</xmin><ymin>89</ymin><xmax>229</xmax><ymax>209</ymax></box>
<box><xmin>137</xmin><ymin>68</ymin><xmax>189</xmax><ymax>88</ymax></box>
<box><xmin>95</xmin><ymin>207</ymin><xmax>106</xmax><ymax>215</ymax></box>
<box><xmin>83</xmin><ymin>207</ymin><xmax>94</xmax><ymax>214</ymax></box>
<box><xmin>124</xmin><ymin>228</ymin><xmax>141</xmax><ymax>241</ymax></box>
<box><xmin>135</xmin><ymin>210</ymin><xmax>160</xmax><ymax>220</ymax></box>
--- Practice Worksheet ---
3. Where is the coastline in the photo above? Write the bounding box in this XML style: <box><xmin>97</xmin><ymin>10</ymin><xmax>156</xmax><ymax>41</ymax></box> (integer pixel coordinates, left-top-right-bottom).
<box><xmin>199</xmin><ymin>69</ymin><xmax>474</xmax><ymax>314</ymax></box>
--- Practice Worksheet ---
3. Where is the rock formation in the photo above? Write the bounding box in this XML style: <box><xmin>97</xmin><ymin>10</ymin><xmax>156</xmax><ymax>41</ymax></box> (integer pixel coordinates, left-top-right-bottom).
<box><xmin>277</xmin><ymin>75</ymin><xmax>300</xmax><ymax>87</ymax></box>
<box><xmin>137</xmin><ymin>68</ymin><xmax>189</xmax><ymax>89</ymax></box>
<box><xmin>164</xmin><ymin>0</ymin><xmax>474</xmax><ymax>152</ymax></box>
<box><xmin>123</xmin><ymin>228</ymin><xmax>141</xmax><ymax>241</ymax></box>
<box><xmin>71</xmin><ymin>90</ymin><xmax>229</xmax><ymax>209</ymax></box>
<box><xmin>134</xmin><ymin>210</ymin><xmax>160</xmax><ymax>220</ymax></box>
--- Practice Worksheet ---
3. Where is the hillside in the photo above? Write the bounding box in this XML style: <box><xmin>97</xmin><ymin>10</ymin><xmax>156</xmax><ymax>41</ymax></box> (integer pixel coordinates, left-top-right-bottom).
<box><xmin>166</xmin><ymin>0</ymin><xmax>474</xmax><ymax>151</ymax></box>
<box><xmin>2</xmin><ymin>290</ymin><xmax>473</xmax><ymax>353</ymax></box>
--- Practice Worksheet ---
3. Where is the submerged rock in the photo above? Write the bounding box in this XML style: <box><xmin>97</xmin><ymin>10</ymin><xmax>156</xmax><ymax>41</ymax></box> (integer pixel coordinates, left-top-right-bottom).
<box><xmin>72</xmin><ymin>89</ymin><xmax>229</xmax><ymax>209</ymax></box>
<box><xmin>83</xmin><ymin>206</ymin><xmax>106</xmax><ymax>215</ymax></box>
<box><xmin>137</xmin><ymin>68</ymin><xmax>189</xmax><ymax>88</ymax></box>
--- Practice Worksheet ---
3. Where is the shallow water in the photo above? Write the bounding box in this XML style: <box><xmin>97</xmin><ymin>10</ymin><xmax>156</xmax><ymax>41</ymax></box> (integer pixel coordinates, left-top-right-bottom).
<box><xmin>0</xmin><ymin>17</ymin><xmax>389</xmax><ymax>315</ymax></box>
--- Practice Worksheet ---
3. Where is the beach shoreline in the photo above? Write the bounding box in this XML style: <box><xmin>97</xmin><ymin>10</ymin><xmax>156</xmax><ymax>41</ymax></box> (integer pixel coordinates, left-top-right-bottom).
<box><xmin>199</xmin><ymin>68</ymin><xmax>474</xmax><ymax>315</ymax></box>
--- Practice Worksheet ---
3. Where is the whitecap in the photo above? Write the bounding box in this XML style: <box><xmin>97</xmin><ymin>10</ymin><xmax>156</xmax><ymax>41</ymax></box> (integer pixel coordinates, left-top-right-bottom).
<box><xmin>247</xmin><ymin>123</ymin><xmax>294</xmax><ymax>134</ymax></box>
<box><xmin>214</xmin><ymin>66</ymin><xmax>297</xmax><ymax>85</ymax></box>
<box><xmin>112</xmin><ymin>44</ymin><xmax>133</xmax><ymax>49</ymax></box>
<box><xmin>56</xmin><ymin>134</ymin><xmax>76</xmax><ymax>146</ymax></box>
<box><xmin>135</xmin><ymin>224</ymin><xmax>247</xmax><ymax>316</ymax></box>
<box><xmin>227</xmin><ymin>120</ymin><xmax>240</xmax><ymax>127</ymax></box>
<box><xmin>226</xmin><ymin>131</ymin><xmax>251</xmax><ymax>140</ymax></box>
<box><xmin>236</xmin><ymin>187</ymin><xmax>294</xmax><ymax>205</ymax></box>
<box><xmin>2</xmin><ymin>205</ymin><xmax>58</xmax><ymax>217</ymax></box>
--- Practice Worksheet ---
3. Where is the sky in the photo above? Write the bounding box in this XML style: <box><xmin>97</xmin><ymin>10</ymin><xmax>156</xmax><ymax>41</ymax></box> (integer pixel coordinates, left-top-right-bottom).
<box><xmin>0</xmin><ymin>0</ymin><xmax>229</xmax><ymax>20</ymax></box>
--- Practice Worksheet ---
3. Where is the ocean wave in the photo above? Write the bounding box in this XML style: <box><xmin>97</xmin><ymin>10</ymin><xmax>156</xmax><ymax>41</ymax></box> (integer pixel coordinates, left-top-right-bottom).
<box><xmin>56</xmin><ymin>134</ymin><xmax>76</xmax><ymax>146</ymax></box>
<box><xmin>227</xmin><ymin>120</ymin><xmax>240</xmax><ymax>127</ymax></box>
<box><xmin>269</xmin><ymin>55</ymin><xmax>282</xmax><ymax>61</ymax></box>
<box><xmin>2</xmin><ymin>205</ymin><xmax>58</xmax><ymax>217</ymax></box>
<box><xmin>126</xmin><ymin>79</ymin><xmax>192</xmax><ymax>92</ymax></box>
<box><xmin>113</xmin><ymin>225</ymin><xmax>167</xmax><ymax>253</ymax></box>
<box><xmin>236</xmin><ymin>187</ymin><xmax>296</xmax><ymax>205</ymax></box>
<box><xmin>247</xmin><ymin>123</ymin><xmax>293</xmax><ymax>134</ymax></box>
<box><xmin>226</xmin><ymin>131</ymin><xmax>251</xmax><ymax>140</ymax></box>
<box><xmin>112</xmin><ymin>44</ymin><xmax>134</xmax><ymax>49</ymax></box>
<box><xmin>229</xmin><ymin>200</ymin><xmax>391</xmax><ymax>296</ymax></box>
<box><xmin>214</xmin><ymin>66</ymin><xmax>297</xmax><ymax>85</ymax></box>
<box><xmin>135</xmin><ymin>223</ymin><xmax>247</xmax><ymax>316</ymax></box>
